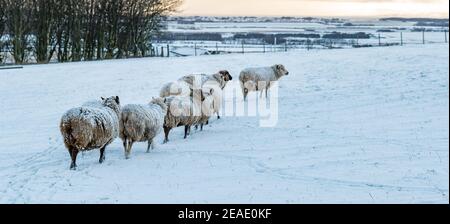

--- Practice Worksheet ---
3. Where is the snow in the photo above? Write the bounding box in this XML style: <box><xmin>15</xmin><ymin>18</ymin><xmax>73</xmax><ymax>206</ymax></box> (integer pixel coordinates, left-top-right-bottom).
<box><xmin>0</xmin><ymin>43</ymin><xmax>448</xmax><ymax>203</ymax></box>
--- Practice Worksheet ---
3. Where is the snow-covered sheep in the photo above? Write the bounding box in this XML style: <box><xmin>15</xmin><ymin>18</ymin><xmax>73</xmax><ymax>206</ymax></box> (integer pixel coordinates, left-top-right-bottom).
<box><xmin>160</xmin><ymin>70</ymin><xmax>232</xmax><ymax>100</ymax></box>
<box><xmin>239</xmin><ymin>64</ymin><xmax>289</xmax><ymax>100</ymax></box>
<box><xmin>180</xmin><ymin>70</ymin><xmax>233</xmax><ymax>91</ymax></box>
<box><xmin>205</xmin><ymin>82</ymin><xmax>224</xmax><ymax>120</ymax></box>
<box><xmin>180</xmin><ymin>70</ymin><xmax>232</xmax><ymax>119</ymax></box>
<box><xmin>195</xmin><ymin>87</ymin><xmax>215</xmax><ymax>131</ymax></box>
<box><xmin>163</xmin><ymin>90</ymin><xmax>206</xmax><ymax>143</ymax></box>
<box><xmin>60</xmin><ymin>96</ymin><xmax>121</xmax><ymax>170</ymax></box>
<box><xmin>159</xmin><ymin>80</ymin><xmax>191</xmax><ymax>98</ymax></box>
<box><xmin>119</xmin><ymin>97</ymin><xmax>168</xmax><ymax>159</ymax></box>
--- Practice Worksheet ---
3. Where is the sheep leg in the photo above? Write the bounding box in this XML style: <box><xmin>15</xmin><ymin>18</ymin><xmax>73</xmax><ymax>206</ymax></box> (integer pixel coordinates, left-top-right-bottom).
<box><xmin>184</xmin><ymin>126</ymin><xmax>190</xmax><ymax>139</ymax></box>
<box><xmin>217</xmin><ymin>113</ymin><xmax>220</xmax><ymax>119</ymax></box>
<box><xmin>146</xmin><ymin>140</ymin><xmax>153</xmax><ymax>153</ymax></box>
<box><xmin>125</xmin><ymin>141</ymin><xmax>134</xmax><ymax>159</ymax></box>
<box><xmin>122</xmin><ymin>138</ymin><xmax>128</xmax><ymax>157</ymax></box>
<box><xmin>99</xmin><ymin>146</ymin><xmax>106</xmax><ymax>163</ymax></box>
<box><xmin>69</xmin><ymin>147</ymin><xmax>79</xmax><ymax>170</ymax></box>
<box><xmin>265</xmin><ymin>87</ymin><xmax>269</xmax><ymax>98</ymax></box>
<box><xmin>200</xmin><ymin>123</ymin><xmax>204</xmax><ymax>131</ymax></box>
<box><xmin>163</xmin><ymin>126</ymin><xmax>170</xmax><ymax>144</ymax></box>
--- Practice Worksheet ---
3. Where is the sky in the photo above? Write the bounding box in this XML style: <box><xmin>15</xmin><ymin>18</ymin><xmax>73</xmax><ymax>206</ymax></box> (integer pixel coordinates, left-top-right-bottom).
<box><xmin>176</xmin><ymin>0</ymin><xmax>449</xmax><ymax>18</ymax></box>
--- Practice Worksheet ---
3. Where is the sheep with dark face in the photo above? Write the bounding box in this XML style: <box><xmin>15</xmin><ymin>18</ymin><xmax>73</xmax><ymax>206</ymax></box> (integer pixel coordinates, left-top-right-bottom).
<box><xmin>60</xmin><ymin>96</ymin><xmax>121</xmax><ymax>170</ymax></box>
<box><xmin>120</xmin><ymin>97</ymin><xmax>168</xmax><ymax>159</ymax></box>
<box><xmin>180</xmin><ymin>70</ymin><xmax>233</xmax><ymax>91</ymax></box>
<box><xmin>180</xmin><ymin>70</ymin><xmax>232</xmax><ymax>120</ymax></box>
<box><xmin>160</xmin><ymin>70</ymin><xmax>232</xmax><ymax>99</ymax></box>
<box><xmin>239</xmin><ymin>64</ymin><xmax>289</xmax><ymax>100</ymax></box>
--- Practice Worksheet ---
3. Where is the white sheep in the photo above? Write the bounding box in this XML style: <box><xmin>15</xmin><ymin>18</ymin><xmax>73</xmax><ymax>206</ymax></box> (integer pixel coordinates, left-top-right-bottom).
<box><xmin>239</xmin><ymin>64</ymin><xmax>289</xmax><ymax>100</ymax></box>
<box><xmin>160</xmin><ymin>70</ymin><xmax>232</xmax><ymax>100</ymax></box>
<box><xmin>195</xmin><ymin>87</ymin><xmax>216</xmax><ymax>131</ymax></box>
<box><xmin>119</xmin><ymin>97</ymin><xmax>168</xmax><ymax>159</ymax></box>
<box><xmin>163</xmin><ymin>90</ymin><xmax>209</xmax><ymax>143</ymax></box>
<box><xmin>159</xmin><ymin>80</ymin><xmax>191</xmax><ymax>98</ymax></box>
<box><xmin>60</xmin><ymin>96</ymin><xmax>121</xmax><ymax>170</ymax></box>
<box><xmin>180</xmin><ymin>70</ymin><xmax>233</xmax><ymax>91</ymax></box>
<box><xmin>180</xmin><ymin>70</ymin><xmax>232</xmax><ymax>119</ymax></box>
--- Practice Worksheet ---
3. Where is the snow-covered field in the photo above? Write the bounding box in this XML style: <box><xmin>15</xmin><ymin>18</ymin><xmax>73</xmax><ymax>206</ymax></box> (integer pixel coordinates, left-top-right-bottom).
<box><xmin>0</xmin><ymin>43</ymin><xmax>448</xmax><ymax>203</ymax></box>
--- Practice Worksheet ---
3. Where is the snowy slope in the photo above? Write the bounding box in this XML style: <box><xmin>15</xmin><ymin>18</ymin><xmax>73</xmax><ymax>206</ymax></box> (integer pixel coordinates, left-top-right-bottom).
<box><xmin>0</xmin><ymin>44</ymin><xmax>448</xmax><ymax>203</ymax></box>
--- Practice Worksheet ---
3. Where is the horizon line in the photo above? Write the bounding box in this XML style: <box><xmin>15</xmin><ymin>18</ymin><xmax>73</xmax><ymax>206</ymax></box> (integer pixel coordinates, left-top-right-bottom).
<box><xmin>170</xmin><ymin>14</ymin><xmax>450</xmax><ymax>20</ymax></box>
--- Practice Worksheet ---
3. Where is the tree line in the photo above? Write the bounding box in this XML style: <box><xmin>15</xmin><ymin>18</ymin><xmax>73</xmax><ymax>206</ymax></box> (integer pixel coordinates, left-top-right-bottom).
<box><xmin>0</xmin><ymin>0</ymin><xmax>181</xmax><ymax>64</ymax></box>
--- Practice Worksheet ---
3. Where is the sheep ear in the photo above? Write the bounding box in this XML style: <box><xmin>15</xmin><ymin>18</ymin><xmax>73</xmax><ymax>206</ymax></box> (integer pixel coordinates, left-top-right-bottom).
<box><xmin>210</xmin><ymin>88</ymin><xmax>214</xmax><ymax>94</ymax></box>
<box><xmin>164</xmin><ymin>98</ymin><xmax>167</xmax><ymax>103</ymax></box>
<box><xmin>101</xmin><ymin>97</ymin><xmax>105</xmax><ymax>101</ymax></box>
<box><xmin>276</xmin><ymin>64</ymin><xmax>281</xmax><ymax>69</ymax></box>
<box><xmin>115</xmin><ymin>96</ymin><xmax>120</xmax><ymax>104</ymax></box>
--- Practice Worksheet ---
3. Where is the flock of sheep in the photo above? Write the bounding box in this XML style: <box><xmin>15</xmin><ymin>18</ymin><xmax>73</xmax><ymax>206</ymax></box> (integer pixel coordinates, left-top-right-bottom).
<box><xmin>60</xmin><ymin>64</ymin><xmax>290</xmax><ymax>170</ymax></box>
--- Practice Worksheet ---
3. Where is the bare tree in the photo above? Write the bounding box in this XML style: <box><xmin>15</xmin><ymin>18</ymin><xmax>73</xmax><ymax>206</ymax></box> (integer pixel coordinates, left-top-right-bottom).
<box><xmin>2</xmin><ymin>0</ymin><xmax>182</xmax><ymax>64</ymax></box>
<box><xmin>4</xmin><ymin>0</ymin><xmax>33</xmax><ymax>64</ymax></box>
<box><xmin>31</xmin><ymin>0</ymin><xmax>59</xmax><ymax>63</ymax></box>
<box><xmin>0</xmin><ymin>0</ymin><xmax>6</xmax><ymax>63</ymax></box>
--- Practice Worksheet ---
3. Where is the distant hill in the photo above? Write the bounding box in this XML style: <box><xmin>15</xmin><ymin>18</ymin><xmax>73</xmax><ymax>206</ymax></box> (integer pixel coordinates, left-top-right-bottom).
<box><xmin>380</xmin><ymin>17</ymin><xmax>448</xmax><ymax>22</ymax></box>
<box><xmin>380</xmin><ymin>17</ymin><xmax>448</xmax><ymax>27</ymax></box>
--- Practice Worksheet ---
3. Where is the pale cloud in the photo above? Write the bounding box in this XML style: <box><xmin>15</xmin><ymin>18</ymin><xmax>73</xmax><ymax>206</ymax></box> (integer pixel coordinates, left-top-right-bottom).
<box><xmin>178</xmin><ymin>0</ymin><xmax>449</xmax><ymax>18</ymax></box>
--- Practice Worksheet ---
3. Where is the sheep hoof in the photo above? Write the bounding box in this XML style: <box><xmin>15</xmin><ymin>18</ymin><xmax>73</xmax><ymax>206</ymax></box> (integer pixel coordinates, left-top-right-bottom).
<box><xmin>70</xmin><ymin>164</ymin><xmax>77</xmax><ymax>170</ymax></box>
<box><xmin>99</xmin><ymin>157</ymin><xmax>105</xmax><ymax>164</ymax></box>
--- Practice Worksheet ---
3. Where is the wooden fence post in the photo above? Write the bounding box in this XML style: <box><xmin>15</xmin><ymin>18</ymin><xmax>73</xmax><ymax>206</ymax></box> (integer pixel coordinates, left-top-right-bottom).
<box><xmin>422</xmin><ymin>30</ymin><xmax>425</xmax><ymax>44</ymax></box>
<box><xmin>445</xmin><ymin>30</ymin><xmax>448</xmax><ymax>43</ymax></box>
<box><xmin>194</xmin><ymin>44</ymin><xmax>197</xmax><ymax>56</ymax></box>
<box><xmin>400</xmin><ymin>32</ymin><xmax>403</xmax><ymax>46</ymax></box>
<box><xmin>378</xmin><ymin>33</ymin><xmax>381</xmax><ymax>46</ymax></box>
<box><xmin>167</xmin><ymin>44</ymin><xmax>170</xmax><ymax>57</ymax></box>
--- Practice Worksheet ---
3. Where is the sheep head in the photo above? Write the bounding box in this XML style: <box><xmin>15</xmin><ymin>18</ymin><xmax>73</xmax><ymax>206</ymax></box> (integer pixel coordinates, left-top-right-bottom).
<box><xmin>273</xmin><ymin>64</ymin><xmax>289</xmax><ymax>77</ymax></box>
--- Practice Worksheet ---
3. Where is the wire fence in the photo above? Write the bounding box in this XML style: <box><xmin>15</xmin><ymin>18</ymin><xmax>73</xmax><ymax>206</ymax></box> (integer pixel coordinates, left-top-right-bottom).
<box><xmin>148</xmin><ymin>30</ymin><xmax>449</xmax><ymax>58</ymax></box>
<box><xmin>0</xmin><ymin>30</ymin><xmax>448</xmax><ymax>65</ymax></box>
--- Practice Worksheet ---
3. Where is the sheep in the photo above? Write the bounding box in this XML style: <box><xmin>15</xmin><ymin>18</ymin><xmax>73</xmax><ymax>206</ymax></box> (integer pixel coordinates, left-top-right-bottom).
<box><xmin>195</xmin><ymin>87</ymin><xmax>216</xmax><ymax>131</ymax></box>
<box><xmin>163</xmin><ymin>90</ymin><xmax>208</xmax><ymax>143</ymax></box>
<box><xmin>239</xmin><ymin>64</ymin><xmax>289</xmax><ymax>101</ymax></box>
<box><xmin>205</xmin><ymin>82</ymin><xmax>224</xmax><ymax>121</ymax></box>
<box><xmin>159</xmin><ymin>80</ymin><xmax>191</xmax><ymax>98</ymax></box>
<box><xmin>119</xmin><ymin>97</ymin><xmax>168</xmax><ymax>159</ymax></box>
<box><xmin>180</xmin><ymin>70</ymin><xmax>233</xmax><ymax>91</ymax></box>
<box><xmin>60</xmin><ymin>96</ymin><xmax>121</xmax><ymax>170</ymax></box>
<box><xmin>160</xmin><ymin>70</ymin><xmax>232</xmax><ymax>100</ymax></box>
<box><xmin>180</xmin><ymin>70</ymin><xmax>232</xmax><ymax>119</ymax></box>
